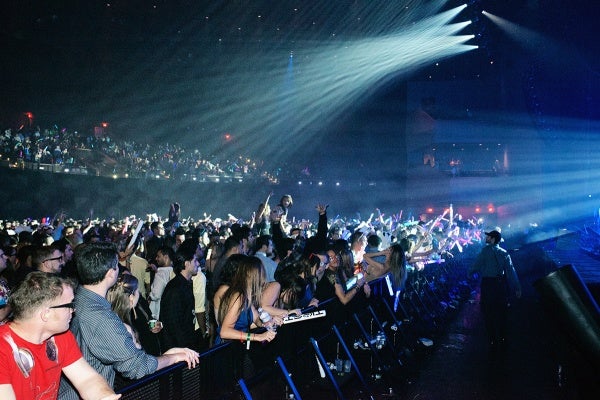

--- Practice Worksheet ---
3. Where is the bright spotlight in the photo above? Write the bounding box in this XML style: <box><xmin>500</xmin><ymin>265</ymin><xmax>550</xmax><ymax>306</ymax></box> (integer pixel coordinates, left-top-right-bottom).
<box><xmin>152</xmin><ymin>2</ymin><xmax>481</xmax><ymax>164</ymax></box>
<box><xmin>318</xmin><ymin>181</ymin><xmax>323</xmax><ymax>186</ymax></box>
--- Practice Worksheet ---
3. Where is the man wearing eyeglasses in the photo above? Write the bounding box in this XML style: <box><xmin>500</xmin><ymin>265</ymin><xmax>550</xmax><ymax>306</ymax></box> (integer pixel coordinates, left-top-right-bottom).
<box><xmin>34</xmin><ymin>246</ymin><xmax>65</xmax><ymax>275</ymax></box>
<box><xmin>11</xmin><ymin>244</ymin><xmax>65</xmax><ymax>290</ymax></box>
<box><xmin>0</xmin><ymin>272</ymin><xmax>120</xmax><ymax>400</ymax></box>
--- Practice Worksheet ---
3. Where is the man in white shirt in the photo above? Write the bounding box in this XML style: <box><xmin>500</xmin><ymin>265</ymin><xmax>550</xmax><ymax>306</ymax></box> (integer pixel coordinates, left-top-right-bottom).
<box><xmin>253</xmin><ymin>235</ymin><xmax>278</xmax><ymax>282</ymax></box>
<box><xmin>148</xmin><ymin>246</ymin><xmax>175</xmax><ymax>319</ymax></box>
<box><xmin>192</xmin><ymin>269</ymin><xmax>207</xmax><ymax>348</ymax></box>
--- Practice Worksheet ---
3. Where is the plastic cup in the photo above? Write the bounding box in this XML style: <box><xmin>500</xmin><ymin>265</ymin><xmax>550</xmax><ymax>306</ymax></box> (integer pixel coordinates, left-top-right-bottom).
<box><xmin>343</xmin><ymin>359</ymin><xmax>351</xmax><ymax>373</ymax></box>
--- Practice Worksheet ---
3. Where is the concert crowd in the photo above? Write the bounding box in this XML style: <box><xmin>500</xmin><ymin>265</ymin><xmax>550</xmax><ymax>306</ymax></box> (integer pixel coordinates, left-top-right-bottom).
<box><xmin>0</xmin><ymin>196</ymin><xmax>484</xmax><ymax>326</ymax></box>
<box><xmin>0</xmin><ymin>189</ymin><xmax>488</xmax><ymax>398</ymax></box>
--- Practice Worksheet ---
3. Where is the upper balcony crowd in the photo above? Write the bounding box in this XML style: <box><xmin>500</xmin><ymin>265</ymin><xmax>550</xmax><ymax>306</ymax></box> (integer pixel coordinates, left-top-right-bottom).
<box><xmin>0</xmin><ymin>125</ymin><xmax>284</xmax><ymax>182</ymax></box>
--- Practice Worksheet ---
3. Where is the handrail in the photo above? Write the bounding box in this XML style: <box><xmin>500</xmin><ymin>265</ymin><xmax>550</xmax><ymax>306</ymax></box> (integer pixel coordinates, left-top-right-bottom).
<box><xmin>115</xmin><ymin>342</ymin><xmax>233</xmax><ymax>394</ymax></box>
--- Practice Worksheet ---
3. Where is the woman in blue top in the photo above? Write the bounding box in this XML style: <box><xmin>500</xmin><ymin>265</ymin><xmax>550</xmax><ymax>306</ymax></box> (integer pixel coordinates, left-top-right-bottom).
<box><xmin>215</xmin><ymin>256</ymin><xmax>279</xmax><ymax>345</ymax></box>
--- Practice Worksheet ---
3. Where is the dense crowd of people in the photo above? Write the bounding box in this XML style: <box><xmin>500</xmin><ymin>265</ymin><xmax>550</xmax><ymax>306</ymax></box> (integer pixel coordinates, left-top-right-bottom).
<box><xmin>0</xmin><ymin>125</ymin><xmax>284</xmax><ymax>182</ymax></box>
<box><xmin>0</xmin><ymin>194</ymin><xmax>487</xmax><ymax>399</ymax></box>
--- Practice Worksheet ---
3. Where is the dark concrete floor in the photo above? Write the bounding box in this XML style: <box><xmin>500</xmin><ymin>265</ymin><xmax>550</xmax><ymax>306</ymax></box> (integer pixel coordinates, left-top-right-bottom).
<box><xmin>399</xmin><ymin>295</ymin><xmax>562</xmax><ymax>400</ymax></box>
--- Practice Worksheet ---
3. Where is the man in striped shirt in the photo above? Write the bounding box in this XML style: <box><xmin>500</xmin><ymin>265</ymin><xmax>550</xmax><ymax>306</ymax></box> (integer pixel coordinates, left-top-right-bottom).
<box><xmin>59</xmin><ymin>242</ymin><xmax>199</xmax><ymax>399</ymax></box>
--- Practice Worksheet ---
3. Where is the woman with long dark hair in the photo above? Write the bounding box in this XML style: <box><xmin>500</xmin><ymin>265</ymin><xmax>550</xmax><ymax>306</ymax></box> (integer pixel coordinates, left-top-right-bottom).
<box><xmin>215</xmin><ymin>256</ymin><xmax>279</xmax><ymax>345</ymax></box>
<box><xmin>315</xmin><ymin>248</ymin><xmax>370</xmax><ymax>305</ymax></box>
<box><xmin>260</xmin><ymin>275</ymin><xmax>304</xmax><ymax>319</ymax></box>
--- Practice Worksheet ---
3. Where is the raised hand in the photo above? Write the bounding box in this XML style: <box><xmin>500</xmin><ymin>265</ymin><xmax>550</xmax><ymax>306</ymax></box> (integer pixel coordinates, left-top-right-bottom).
<box><xmin>315</xmin><ymin>203</ymin><xmax>328</xmax><ymax>215</ymax></box>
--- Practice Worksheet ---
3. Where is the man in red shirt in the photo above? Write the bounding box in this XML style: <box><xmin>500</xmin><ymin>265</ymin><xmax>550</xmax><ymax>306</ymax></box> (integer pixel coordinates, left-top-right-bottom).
<box><xmin>0</xmin><ymin>272</ymin><xmax>119</xmax><ymax>400</ymax></box>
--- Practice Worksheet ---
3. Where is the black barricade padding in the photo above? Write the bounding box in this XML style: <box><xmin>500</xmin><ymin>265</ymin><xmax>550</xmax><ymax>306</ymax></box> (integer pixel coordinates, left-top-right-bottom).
<box><xmin>116</xmin><ymin>342</ymin><xmax>240</xmax><ymax>399</ymax></box>
<box><xmin>534</xmin><ymin>264</ymin><xmax>600</xmax><ymax>372</ymax></box>
<box><xmin>115</xmin><ymin>268</ymin><xmax>466</xmax><ymax>399</ymax></box>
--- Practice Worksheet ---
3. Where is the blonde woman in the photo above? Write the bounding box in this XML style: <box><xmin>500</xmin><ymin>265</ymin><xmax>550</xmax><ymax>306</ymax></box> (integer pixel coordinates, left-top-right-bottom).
<box><xmin>363</xmin><ymin>243</ymin><xmax>408</xmax><ymax>291</ymax></box>
<box><xmin>107</xmin><ymin>273</ymin><xmax>143</xmax><ymax>349</ymax></box>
